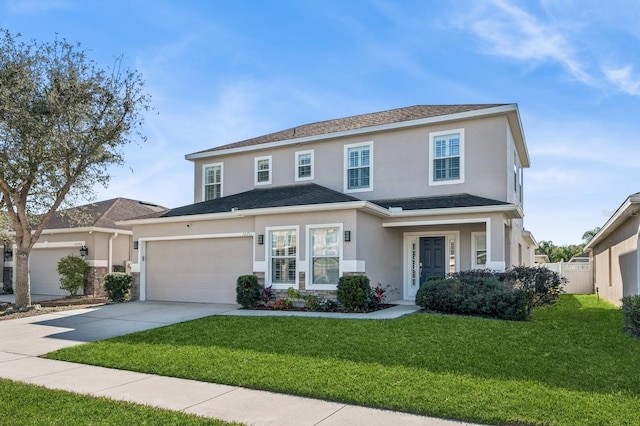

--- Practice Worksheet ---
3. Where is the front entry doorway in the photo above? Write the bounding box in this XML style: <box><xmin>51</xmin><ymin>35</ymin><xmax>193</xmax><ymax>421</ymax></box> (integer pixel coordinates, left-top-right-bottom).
<box><xmin>419</xmin><ymin>237</ymin><xmax>446</xmax><ymax>284</ymax></box>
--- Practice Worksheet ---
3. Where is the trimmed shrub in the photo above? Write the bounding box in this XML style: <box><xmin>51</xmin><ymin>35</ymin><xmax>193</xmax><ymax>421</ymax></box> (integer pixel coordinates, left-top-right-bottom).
<box><xmin>303</xmin><ymin>294</ymin><xmax>320</xmax><ymax>310</ymax></box>
<box><xmin>500</xmin><ymin>266</ymin><xmax>565</xmax><ymax>316</ymax></box>
<box><xmin>621</xmin><ymin>295</ymin><xmax>640</xmax><ymax>338</ymax></box>
<box><xmin>415</xmin><ymin>273</ymin><xmax>529</xmax><ymax>321</ymax></box>
<box><xmin>337</xmin><ymin>275</ymin><xmax>374</xmax><ymax>312</ymax></box>
<box><xmin>103</xmin><ymin>272</ymin><xmax>132</xmax><ymax>302</ymax></box>
<box><xmin>318</xmin><ymin>298</ymin><xmax>338</xmax><ymax>312</ymax></box>
<box><xmin>236</xmin><ymin>275</ymin><xmax>261</xmax><ymax>308</ymax></box>
<box><xmin>57</xmin><ymin>255</ymin><xmax>88</xmax><ymax>296</ymax></box>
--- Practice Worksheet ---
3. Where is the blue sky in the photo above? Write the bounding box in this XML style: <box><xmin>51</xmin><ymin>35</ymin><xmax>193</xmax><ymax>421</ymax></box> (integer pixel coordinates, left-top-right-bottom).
<box><xmin>2</xmin><ymin>0</ymin><xmax>640</xmax><ymax>245</ymax></box>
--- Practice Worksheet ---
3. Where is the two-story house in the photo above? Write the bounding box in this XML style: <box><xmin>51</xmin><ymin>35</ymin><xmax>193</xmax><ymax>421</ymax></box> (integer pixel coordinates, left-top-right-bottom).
<box><xmin>124</xmin><ymin>104</ymin><xmax>536</xmax><ymax>304</ymax></box>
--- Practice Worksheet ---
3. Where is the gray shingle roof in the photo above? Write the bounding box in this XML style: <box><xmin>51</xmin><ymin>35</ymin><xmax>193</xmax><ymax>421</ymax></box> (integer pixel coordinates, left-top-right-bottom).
<box><xmin>371</xmin><ymin>194</ymin><xmax>509</xmax><ymax>210</ymax></box>
<box><xmin>162</xmin><ymin>184</ymin><xmax>360</xmax><ymax>217</ymax></box>
<box><xmin>160</xmin><ymin>184</ymin><xmax>510</xmax><ymax>218</ymax></box>
<box><xmin>192</xmin><ymin>104</ymin><xmax>507</xmax><ymax>155</ymax></box>
<box><xmin>45</xmin><ymin>198</ymin><xmax>168</xmax><ymax>230</ymax></box>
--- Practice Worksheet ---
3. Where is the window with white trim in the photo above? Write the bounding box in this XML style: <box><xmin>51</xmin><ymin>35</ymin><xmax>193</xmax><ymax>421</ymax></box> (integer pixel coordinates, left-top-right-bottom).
<box><xmin>344</xmin><ymin>142</ymin><xmax>373</xmax><ymax>192</ymax></box>
<box><xmin>255</xmin><ymin>156</ymin><xmax>272</xmax><ymax>185</ymax></box>
<box><xmin>472</xmin><ymin>232</ymin><xmax>487</xmax><ymax>269</ymax></box>
<box><xmin>310</xmin><ymin>227</ymin><xmax>340</xmax><ymax>285</ymax></box>
<box><xmin>429</xmin><ymin>129</ymin><xmax>464</xmax><ymax>185</ymax></box>
<box><xmin>295</xmin><ymin>150</ymin><xmax>314</xmax><ymax>181</ymax></box>
<box><xmin>203</xmin><ymin>163</ymin><xmax>222</xmax><ymax>201</ymax></box>
<box><xmin>269</xmin><ymin>229</ymin><xmax>296</xmax><ymax>285</ymax></box>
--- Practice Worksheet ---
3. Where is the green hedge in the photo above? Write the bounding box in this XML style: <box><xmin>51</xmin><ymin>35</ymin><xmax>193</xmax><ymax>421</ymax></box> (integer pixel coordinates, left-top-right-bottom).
<box><xmin>415</xmin><ymin>275</ymin><xmax>528</xmax><ymax>321</ymax></box>
<box><xmin>621</xmin><ymin>295</ymin><xmax>640</xmax><ymax>338</ymax></box>
<box><xmin>103</xmin><ymin>272</ymin><xmax>132</xmax><ymax>302</ymax></box>
<box><xmin>415</xmin><ymin>267</ymin><xmax>564</xmax><ymax>321</ymax></box>
<box><xmin>337</xmin><ymin>275</ymin><xmax>377</xmax><ymax>312</ymax></box>
<box><xmin>236</xmin><ymin>275</ymin><xmax>261</xmax><ymax>308</ymax></box>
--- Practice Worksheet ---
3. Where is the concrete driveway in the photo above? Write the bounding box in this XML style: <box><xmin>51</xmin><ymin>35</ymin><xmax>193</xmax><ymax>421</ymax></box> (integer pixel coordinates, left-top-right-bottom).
<box><xmin>0</xmin><ymin>301</ymin><xmax>240</xmax><ymax>356</ymax></box>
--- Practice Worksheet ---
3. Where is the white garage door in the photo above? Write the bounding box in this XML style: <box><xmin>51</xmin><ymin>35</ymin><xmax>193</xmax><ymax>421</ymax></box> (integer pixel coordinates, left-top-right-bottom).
<box><xmin>30</xmin><ymin>247</ymin><xmax>84</xmax><ymax>297</ymax></box>
<box><xmin>145</xmin><ymin>237</ymin><xmax>252</xmax><ymax>304</ymax></box>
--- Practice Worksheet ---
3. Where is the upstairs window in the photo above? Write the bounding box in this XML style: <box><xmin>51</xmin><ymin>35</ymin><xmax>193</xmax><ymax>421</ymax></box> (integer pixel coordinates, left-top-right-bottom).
<box><xmin>203</xmin><ymin>163</ymin><xmax>222</xmax><ymax>200</ymax></box>
<box><xmin>344</xmin><ymin>141</ymin><xmax>373</xmax><ymax>192</ymax></box>
<box><xmin>429</xmin><ymin>129</ymin><xmax>464</xmax><ymax>186</ymax></box>
<box><xmin>295</xmin><ymin>150</ymin><xmax>314</xmax><ymax>181</ymax></box>
<box><xmin>255</xmin><ymin>156</ymin><xmax>272</xmax><ymax>185</ymax></box>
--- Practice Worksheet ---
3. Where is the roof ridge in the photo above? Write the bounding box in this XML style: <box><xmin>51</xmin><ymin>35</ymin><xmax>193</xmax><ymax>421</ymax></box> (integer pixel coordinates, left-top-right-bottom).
<box><xmin>91</xmin><ymin>198</ymin><xmax>122</xmax><ymax>226</ymax></box>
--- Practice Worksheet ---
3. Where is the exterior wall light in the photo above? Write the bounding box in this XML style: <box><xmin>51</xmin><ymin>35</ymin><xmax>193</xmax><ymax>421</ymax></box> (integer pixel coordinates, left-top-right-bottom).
<box><xmin>344</xmin><ymin>231</ymin><xmax>351</xmax><ymax>242</ymax></box>
<box><xmin>257</xmin><ymin>234</ymin><xmax>264</xmax><ymax>245</ymax></box>
<box><xmin>79</xmin><ymin>245</ymin><xmax>89</xmax><ymax>258</ymax></box>
<box><xmin>3</xmin><ymin>248</ymin><xmax>12</xmax><ymax>261</ymax></box>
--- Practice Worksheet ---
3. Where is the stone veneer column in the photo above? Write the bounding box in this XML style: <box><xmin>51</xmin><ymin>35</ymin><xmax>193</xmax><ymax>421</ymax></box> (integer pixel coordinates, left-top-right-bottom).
<box><xmin>84</xmin><ymin>266</ymin><xmax>108</xmax><ymax>297</ymax></box>
<box><xmin>131</xmin><ymin>272</ymin><xmax>140</xmax><ymax>300</ymax></box>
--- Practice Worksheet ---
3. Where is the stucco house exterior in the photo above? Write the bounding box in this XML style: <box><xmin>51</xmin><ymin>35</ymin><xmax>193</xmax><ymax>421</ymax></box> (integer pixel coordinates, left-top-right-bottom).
<box><xmin>124</xmin><ymin>104</ymin><xmax>536</xmax><ymax>304</ymax></box>
<box><xmin>585</xmin><ymin>192</ymin><xmax>640</xmax><ymax>305</ymax></box>
<box><xmin>3</xmin><ymin>198</ymin><xmax>166</xmax><ymax>297</ymax></box>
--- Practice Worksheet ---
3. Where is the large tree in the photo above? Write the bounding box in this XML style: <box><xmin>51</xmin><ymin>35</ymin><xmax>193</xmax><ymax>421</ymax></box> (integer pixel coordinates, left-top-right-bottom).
<box><xmin>0</xmin><ymin>30</ymin><xmax>150</xmax><ymax>307</ymax></box>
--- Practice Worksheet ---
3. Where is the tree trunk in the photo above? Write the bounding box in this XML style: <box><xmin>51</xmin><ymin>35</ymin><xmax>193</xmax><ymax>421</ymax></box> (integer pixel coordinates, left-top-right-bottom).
<box><xmin>14</xmin><ymin>250</ymin><xmax>31</xmax><ymax>308</ymax></box>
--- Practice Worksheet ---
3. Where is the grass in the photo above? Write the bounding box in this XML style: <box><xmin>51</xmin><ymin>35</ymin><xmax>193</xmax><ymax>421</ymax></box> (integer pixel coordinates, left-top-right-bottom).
<box><xmin>0</xmin><ymin>378</ymin><xmax>237</xmax><ymax>425</ymax></box>
<box><xmin>45</xmin><ymin>295</ymin><xmax>640</xmax><ymax>425</ymax></box>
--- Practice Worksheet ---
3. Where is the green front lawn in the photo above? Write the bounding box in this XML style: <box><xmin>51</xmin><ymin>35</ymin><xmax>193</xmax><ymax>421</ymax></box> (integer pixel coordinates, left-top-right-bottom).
<box><xmin>0</xmin><ymin>378</ymin><xmax>237</xmax><ymax>425</ymax></box>
<box><xmin>46</xmin><ymin>295</ymin><xmax>640</xmax><ymax>425</ymax></box>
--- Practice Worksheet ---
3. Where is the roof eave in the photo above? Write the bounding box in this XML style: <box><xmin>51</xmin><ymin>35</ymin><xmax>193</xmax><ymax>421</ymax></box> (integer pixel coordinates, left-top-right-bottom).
<box><xmin>585</xmin><ymin>193</ymin><xmax>640</xmax><ymax>250</ymax></box>
<box><xmin>383</xmin><ymin>203</ymin><xmax>523</xmax><ymax>219</ymax></box>
<box><xmin>118</xmin><ymin>201</ymin><xmax>385</xmax><ymax>226</ymax></box>
<box><xmin>185</xmin><ymin>104</ymin><xmax>520</xmax><ymax>161</ymax></box>
<box><xmin>7</xmin><ymin>227</ymin><xmax>133</xmax><ymax>236</ymax></box>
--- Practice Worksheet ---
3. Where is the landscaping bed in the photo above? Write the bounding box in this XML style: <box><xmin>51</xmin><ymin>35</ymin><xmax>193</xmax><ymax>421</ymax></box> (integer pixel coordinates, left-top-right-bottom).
<box><xmin>0</xmin><ymin>296</ymin><xmax>108</xmax><ymax>321</ymax></box>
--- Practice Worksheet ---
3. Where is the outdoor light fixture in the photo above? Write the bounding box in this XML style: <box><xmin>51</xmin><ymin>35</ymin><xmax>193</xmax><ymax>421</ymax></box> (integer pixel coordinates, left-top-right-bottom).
<box><xmin>133</xmin><ymin>241</ymin><xmax>139</xmax><ymax>250</ymax></box>
<box><xmin>257</xmin><ymin>234</ymin><xmax>264</xmax><ymax>245</ymax></box>
<box><xmin>344</xmin><ymin>231</ymin><xmax>351</xmax><ymax>242</ymax></box>
<box><xmin>3</xmin><ymin>248</ymin><xmax>12</xmax><ymax>261</ymax></box>
<box><xmin>79</xmin><ymin>245</ymin><xmax>89</xmax><ymax>258</ymax></box>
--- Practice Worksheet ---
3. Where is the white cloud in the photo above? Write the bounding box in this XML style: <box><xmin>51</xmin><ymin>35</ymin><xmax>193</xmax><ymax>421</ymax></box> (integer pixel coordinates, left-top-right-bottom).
<box><xmin>463</xmin><ymin>0</ymin><xmax>594</xmax><ymax>85</ymax></box>
<box><xmin>603</xmin><ymin>65</ymin><xmax>640</xmax><ymax>95</ymax></box>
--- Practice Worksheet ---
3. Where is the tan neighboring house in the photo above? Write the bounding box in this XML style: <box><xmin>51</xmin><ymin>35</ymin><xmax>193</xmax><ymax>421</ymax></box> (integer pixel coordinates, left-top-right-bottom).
<box><xmin>3</xmin><ymin>198</ymin><xmax>166</xmax><ymax>297</ymax></box>
<box><xmin>585</xmin><ymin>192</ymin><xmax>640</xmax><ymax>305</ymax></box>
<box><xmin>123</xmin><ymin>104</ymin><xmax>537</xmax><ymax>304</ymax></box>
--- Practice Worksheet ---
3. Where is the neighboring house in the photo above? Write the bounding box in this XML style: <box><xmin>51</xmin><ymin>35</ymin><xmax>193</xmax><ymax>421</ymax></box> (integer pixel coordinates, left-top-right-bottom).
<box><xmin>3</xmin><ymin>198</ymin><xmax>166</xmax><ymax>297</ymax></box>
<box><xmin>568</xmin><ymin>252</ymin><xmax>590</xmax><ymax>263</ymax></box>
<box><xmin>585</xmin><ymin>192</ymin><xmax>640</xmax><ymax>305</ymax></box>
<box><xmin>534</xmin><ymin>254</ymin><xmax>551</xmax><ymax>265</ymax></box>
<box><xmin>124</xmin><ymin>104</ymin><xmax>536</xmax><ymax>304</ymax></box>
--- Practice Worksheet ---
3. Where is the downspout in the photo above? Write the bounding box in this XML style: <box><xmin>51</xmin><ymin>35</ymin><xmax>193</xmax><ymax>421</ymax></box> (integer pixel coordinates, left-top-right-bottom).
<box><xmin>108</xmin><ymin>232</ymin><xmax>118</xmax><ymax>273</ymax></box>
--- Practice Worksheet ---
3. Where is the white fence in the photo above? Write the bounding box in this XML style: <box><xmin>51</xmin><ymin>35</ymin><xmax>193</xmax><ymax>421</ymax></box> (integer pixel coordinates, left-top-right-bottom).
<box><xmin>541</xmin><ymin>262</ymin><xmax>593</xmax><ymax>294</ymax></box>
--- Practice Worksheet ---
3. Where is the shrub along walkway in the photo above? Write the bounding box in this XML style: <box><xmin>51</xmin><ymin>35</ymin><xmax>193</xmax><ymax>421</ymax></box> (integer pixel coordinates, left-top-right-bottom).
<box><xmin>0</xmin><ymin>301</ymin><xmax>470</xmax><ymax>426</ymax></box>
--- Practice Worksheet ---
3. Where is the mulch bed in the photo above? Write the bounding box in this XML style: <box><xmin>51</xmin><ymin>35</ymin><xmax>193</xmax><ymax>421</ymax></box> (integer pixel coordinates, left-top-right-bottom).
<box><xmin>245</xmin><ymin>303</ymin><xmax>395</xmax><ymax>313</ymax></box>
<box><xmin>0</xmin><ymin>295</ymin><xmax>109</xmax><ymax>321</ymax></box>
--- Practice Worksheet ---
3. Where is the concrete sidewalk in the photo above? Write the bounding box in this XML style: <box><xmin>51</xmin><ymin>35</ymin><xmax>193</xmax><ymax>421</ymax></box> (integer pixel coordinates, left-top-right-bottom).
<box><xmin>0</xmin><ymin>302</ymin><xmax>474</xmax><ymax>425</ymax></box>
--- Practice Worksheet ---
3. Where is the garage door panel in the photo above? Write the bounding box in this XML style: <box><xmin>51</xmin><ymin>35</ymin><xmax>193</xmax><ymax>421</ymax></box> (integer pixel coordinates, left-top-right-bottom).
<box><xmin>145</xmin><ymin>238</ymin><xmax>252</xmax><ymax>304</ymax></box>
<box><xmin>30</xmin><ymin>248</ymin><xmax>84</xmax><ymax>296</ymax></box>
